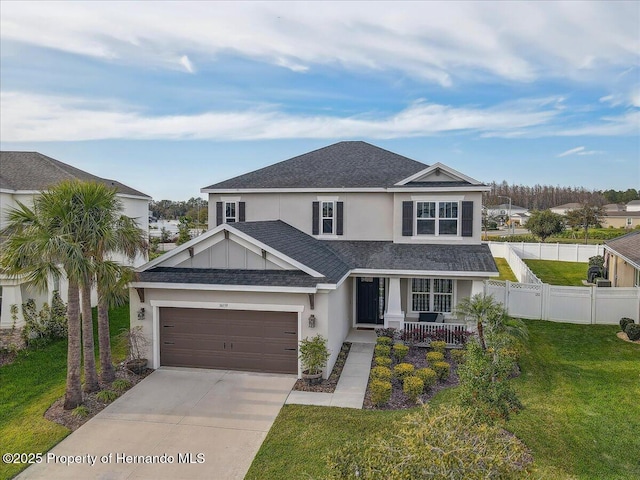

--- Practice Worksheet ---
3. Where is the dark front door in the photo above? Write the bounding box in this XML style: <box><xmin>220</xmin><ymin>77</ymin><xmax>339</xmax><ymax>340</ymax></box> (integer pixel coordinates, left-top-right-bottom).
<box><xmin>357</xmin><ymin>277</ymin><xmax>384</xmax><ymax>324</ymax></box>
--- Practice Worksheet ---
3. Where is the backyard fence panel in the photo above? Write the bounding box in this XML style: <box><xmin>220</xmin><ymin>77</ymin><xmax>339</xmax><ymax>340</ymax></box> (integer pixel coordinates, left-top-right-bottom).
<box><xmin>485</xmin><ymin>280</ymin><xmax>507</xmax><ymax>304</ymax></box>
<box><xmin>485</xmin><ymin>241</ymin><xmax>604</xmax><ymax>262</ymax></box>
<box><xmin>594</xmin><ymin>288</ymin><xmax>640</xmax><ymax>325</ymax></box>
<box><xmin>506</xmin><ymin>282</ymin><xmax>543</xmax><ymax>319</ymax></box>
<box><xmin>546</xmin><ymin>286</ymin><xmax>592</xmax><ymax>324</ymax></box>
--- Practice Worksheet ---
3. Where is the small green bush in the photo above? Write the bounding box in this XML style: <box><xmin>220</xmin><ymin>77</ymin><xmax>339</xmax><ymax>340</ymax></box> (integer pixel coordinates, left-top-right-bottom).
<box><xmin>376</xmin><ymin>336</ymin><xmax>393</xmax><ymax>346</ymax></box>
<box><xmin>415</xmin><ymin>368</ymin><xmax>437</xmax><ymax>390</ymax></box>
<box><xmin>374</xmin><ymin>345</ymin><xmax>391</xmax><ymax>357</ymax></box>
<box><xmin>370</xmin><ymin>366</ymin><xmax>392</xmax><ymax>382</ymax></box>
<box><xmin>112</xmin><ymin>378</ymin><xmax>132</xmax><ymax>392</ymax></box>
<box><xmin>620</xmin><ymin>317</ymin><xmax>635</xmax><ymax>332</ymax></box>
<box><xmin>374</xmin><ymin>355</ymin><xmax>392</xmax><ymax>367</ymax></box>
<box><xmin>403</xmin><ymin>376</ymin><xmax>424</xmax><ymax>403</ymax></box>
<box><xmin>625</xmin><ymin>323</ymin><xmax>640</xmax><ymax>341</ymax></box>
<box><xmin>96</xmin><ymin>390</ymin><xmax>118</xmax><ymax>403</ymax></box>
<box><xmin>430</xmin><ymin>340</ymin><xmax>447</xmax><ymax>354</ymax></box>
<box><xmin>370</xmin><ymin>380</ymin><xmax>392</xmax><ymax>406</ymax></box>
<box><xmin>450</xmin><ymin>349</ymin><xmax>466</xmax><ymax>364</ymax></box>
<box><xmin>71</xmin><ymin>405</ymin><xmax>90</xmax><ymax>418</ymax></box>
<box><xmin>393</xmin><ymin>363</ymin><xmax>415</xmax><ymax>380</ymax></box>
<box><xmin>433</xmin><ymin>361</ymin><xmax>450</xmax><ymax>381</ymax></box>
<box><xmin>426</xmin><ymin>351</ymin><xmax>445</xmax><ymax>364</ymax></box>
<box><xmin>392</xmin><ymin>344</ymin><xmax>409</xmax><ymax>361</ymax></box>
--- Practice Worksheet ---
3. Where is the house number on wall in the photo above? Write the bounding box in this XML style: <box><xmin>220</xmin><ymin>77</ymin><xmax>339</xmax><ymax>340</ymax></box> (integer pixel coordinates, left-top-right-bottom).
<box><xmin>219</xmin><ymin>303</ymin><xmax>228</xmax><ymax>308</ymax></box>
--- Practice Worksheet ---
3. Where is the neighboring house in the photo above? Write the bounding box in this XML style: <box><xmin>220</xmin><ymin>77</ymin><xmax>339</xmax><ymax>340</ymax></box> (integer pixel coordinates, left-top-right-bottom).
<box><xmin>0</xmin><ymin>151</ymin><xmax>151</xmax><ymax>329</ymax></box>
<box><xmin>485</xmin><ymin>204</ymin><xmax>529</xmax><ymax>226</ymax></box>
<box><xmin>549</xmin><ymin>202</ymin><xmax>582</xmax><ymax>215</ymax></box>
<box><xmin>604</xmin><ymin>230</ymin><xmax>640</xmax><ymax>287</ymax></box>
<box><xmin>130</xmin><ymin>141</ymin><xmax>497</xmax><ymax>377</ymax></box>
<box><xmin>601</xmin><ymin>202</ymin><xmax>640</xmax><ymax>229</ymax></box>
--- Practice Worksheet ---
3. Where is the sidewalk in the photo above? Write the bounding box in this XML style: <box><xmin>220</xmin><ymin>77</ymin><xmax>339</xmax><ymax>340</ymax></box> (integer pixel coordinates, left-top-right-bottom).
<box><xmin>286</xmin><ymin>329</ymin><xmax>376</xmax><ymax>409</ymax></box>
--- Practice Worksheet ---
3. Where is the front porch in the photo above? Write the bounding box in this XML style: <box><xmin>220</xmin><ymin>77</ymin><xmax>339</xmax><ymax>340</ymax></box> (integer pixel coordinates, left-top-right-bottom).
<box><xmin>352</xmin><ymin>275</ymin><xmax>479</xmax><ymax>346</ymax></box>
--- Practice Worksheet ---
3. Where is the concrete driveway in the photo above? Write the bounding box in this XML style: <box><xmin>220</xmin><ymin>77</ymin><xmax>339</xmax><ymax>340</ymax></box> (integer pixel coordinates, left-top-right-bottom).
<box><xmin>18</xmin><ymin>368</ymin><xmax>296</xmax><ymax>480</ymax></box>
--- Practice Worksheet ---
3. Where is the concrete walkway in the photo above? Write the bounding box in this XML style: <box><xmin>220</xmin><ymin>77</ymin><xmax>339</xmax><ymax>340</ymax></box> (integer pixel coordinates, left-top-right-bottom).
<box><xmin>17</xmin><ymin>369</ymin><xmax>295</xmax><ymax>480</ymax></box>
<box><xmin>286</xmin><ymin>329</ymin><xmax>376</xmax><ymax>409</ymax></box>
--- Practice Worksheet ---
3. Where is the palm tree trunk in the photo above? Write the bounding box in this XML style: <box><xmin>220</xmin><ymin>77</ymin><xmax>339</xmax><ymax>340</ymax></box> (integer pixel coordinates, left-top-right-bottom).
<box><xmin>97</xmin><ymin>283</ymin><xmax>115</xmax><ymax>383</ymax></box>
<box><xmin>64</xmin><ymin>280</ymin><xmax>83</xmax><ymax>410</ymax></box>
<box><xmin>81</xmin><ymin>278</ymin><xmax>100</xmax><ymax>393</ymax></box>
<box><xmin>477</xmin><ymin>321</ymin><xmax>487</xmax><ymax>351</ymax></box>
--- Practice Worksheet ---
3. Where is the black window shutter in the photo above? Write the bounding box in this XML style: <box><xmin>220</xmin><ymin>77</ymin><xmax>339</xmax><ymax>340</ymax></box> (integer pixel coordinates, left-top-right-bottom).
<box><xmin>216</xmin><ymin>201</ymin><xmax>223</xmax><ymax>226</ymax></box>
<box><xmin>402</xmin><ymin>201</ymin><xmax>413</xmax><ymax>236</ymax></box>
<box><xmin>336</xmin><ymin>202</ymin><xmax>344</xmax><ymax>235</ymax></box>
<box><xmin>312</xmin><ymin>202</ymin><xmax>319</xmax><ymax>235</ymax></box>
<box><xmin>238</xmin><ymin>202</ymin><xmax>246</xmax><ymax>222</ymax></box>
<box><xmin>461</xmin><ymin>201</ymin><xmax>473</xmax><ymax>237</ymax></box>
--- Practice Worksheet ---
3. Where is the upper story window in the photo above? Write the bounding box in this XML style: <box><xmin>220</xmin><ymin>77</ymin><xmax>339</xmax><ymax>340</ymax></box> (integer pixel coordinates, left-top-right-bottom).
<box><xmin>312</xmin><ymin>200</ymin><xmax>344</xmax><ymax>236</ymax></box>
<box><xmin>416</xmin><ymin>201</ymin><xmax>458</xmax><ymax>236</ymax></box>
<box><xmin>403</xmin><ymin>200</ymin><xmax>472</xmax><ymax>238</ymax></box>
<box><xmin>322</xmin><ymin>201</ymin><xmax>334</xmax><ymax>234</ymax></box>
<box><xmin>225</xmin><ymin>202</ymin><xmax>237</xmax><ymax>223</ymax></box>
<box><xmin>216</xmin><ymin>200</ymin><xmax>245</xmax><ymax>226</ymax></box>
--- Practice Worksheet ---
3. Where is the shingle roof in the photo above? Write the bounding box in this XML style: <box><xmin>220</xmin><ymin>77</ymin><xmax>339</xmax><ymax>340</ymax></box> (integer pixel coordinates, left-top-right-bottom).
<box><xmin>138</xmin><ymin>267</ymin><xmax>322</xmax><ymax>287</ymax></box>
<box><xmin>0</xmin><ymin>151</ymin><xmax>150</xmax><ymax>198</ymax></box>
<box><xmin>203</xmin><ymin>141</ymin><xmax>429</xmax><ymax>189</ymax></box>
<box><xmin>323</xmin><ymin>241</ymin><xmax>498</xmax><ymax>273</ymax></box>
<box><xmin>605</xmin><ymin>230</ymin><xmax>640</xmax><ymax>267</ymax></box>
<box><xmin>231</xmin><ymin>221</ymin><xmax>351</xmax><ymax>282</ymax></box>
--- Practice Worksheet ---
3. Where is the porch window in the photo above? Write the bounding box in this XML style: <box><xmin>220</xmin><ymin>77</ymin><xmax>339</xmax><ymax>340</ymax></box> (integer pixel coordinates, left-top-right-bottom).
<box><xmin>322</xmin><ymin>201</ymin><xmax>334</xmax><ymax>234</ymax></box>
<box><xmin>411</xmin><ymin>278</ymin><xmax>453</xmax><ymax>313</ymax></box>
<box><xmin>225</xmin><ymin>202</ymin><xmax>237</xmax><ymax>223</ymax></box>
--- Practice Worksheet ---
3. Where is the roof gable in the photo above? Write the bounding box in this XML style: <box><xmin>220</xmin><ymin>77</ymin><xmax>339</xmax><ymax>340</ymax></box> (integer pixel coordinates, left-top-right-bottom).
<box><xmin>202</xmin><ymin>141</ymin><xmax>428</xmax><ymax>190</ymax></box>
<box><xmin>395</xmin><ymin>162</ymin><xmax>483</xmax><ymax>187</ymax></box>
<box><xmin>0</xmin><ymin>151</ymin><xmax>150</xmax><ymax>198</ymax></box>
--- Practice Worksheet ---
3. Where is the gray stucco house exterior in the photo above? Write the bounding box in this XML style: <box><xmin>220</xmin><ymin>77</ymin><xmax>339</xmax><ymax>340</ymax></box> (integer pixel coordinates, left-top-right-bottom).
<box><xmin>130</xmin><ymin>142</ymin><xmax>497</xmax><ymax>377</ymax></box>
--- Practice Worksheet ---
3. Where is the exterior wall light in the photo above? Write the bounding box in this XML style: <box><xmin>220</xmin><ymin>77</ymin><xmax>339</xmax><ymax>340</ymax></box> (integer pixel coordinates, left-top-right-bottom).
<box><xmin>137</xmin><ymin>308</ymin><xmax>146</xmax><ymax>321</ymax></box>
<box><xmin>308</xmin><ymin>314</ymin><xmax>316</xmax><ymax>328</ymax></box>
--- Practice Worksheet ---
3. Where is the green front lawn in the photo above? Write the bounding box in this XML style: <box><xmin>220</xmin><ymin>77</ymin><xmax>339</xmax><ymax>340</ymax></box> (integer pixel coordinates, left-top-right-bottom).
<box><xmin>524</xmin><ymin>259</ymin><xmax>587</xmax><ymax>286</ymax></box>
<box><xmin>0</xmin><ymin>304</ymin><xmax>130</xmax><ymax>480</ymax></box>
<box><xmin>247</xmin><ymin>321</ymin><xmax>640</xmax><ymax>480</ymax></box>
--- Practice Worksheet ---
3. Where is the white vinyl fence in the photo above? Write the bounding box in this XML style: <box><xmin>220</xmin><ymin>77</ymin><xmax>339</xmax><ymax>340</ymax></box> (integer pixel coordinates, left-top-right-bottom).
<box><xmin>485</xmin><ymin>280</ymin><xmax>640</xmax><ymax>325</ymax></box>
<box><xmin>487</xmin><ymin>241</ymin><xmax>604</xmax><ymax>262</ymax></box>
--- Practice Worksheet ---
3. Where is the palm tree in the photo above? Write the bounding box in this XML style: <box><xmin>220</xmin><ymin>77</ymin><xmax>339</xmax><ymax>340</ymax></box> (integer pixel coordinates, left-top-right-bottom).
<box><xmin>455</xmin><ymin>293</ymin><xmax>504</xmax><ymax>351</ymax></box>
<box><xmin>1</xmin><ymin>195</ymin><xmax>87</xmax><ymax>409</ymax></box>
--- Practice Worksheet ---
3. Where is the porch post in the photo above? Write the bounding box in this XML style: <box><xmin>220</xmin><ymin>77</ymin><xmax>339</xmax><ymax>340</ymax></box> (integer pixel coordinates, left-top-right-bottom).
<box><xmin>384</xmin><ymin>277</ymin><xmax>404</xmax><ymax>329</ymax></box>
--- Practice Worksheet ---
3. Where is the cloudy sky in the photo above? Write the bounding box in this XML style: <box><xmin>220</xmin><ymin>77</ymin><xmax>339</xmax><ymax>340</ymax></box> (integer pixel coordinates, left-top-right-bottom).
<box><xmin>1</xmin><ymin>1</ymin><xmax>638</xmax><ymax>200</ymax></box>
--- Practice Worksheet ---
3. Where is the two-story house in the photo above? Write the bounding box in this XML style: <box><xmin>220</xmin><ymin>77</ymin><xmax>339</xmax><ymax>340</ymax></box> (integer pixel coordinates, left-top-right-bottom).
<box><xmin>0</xmin><ymin>151</ymin><xmax>150</xmax><ymax>331</ymax></box>
<box><xmin>130</xmin><ymin>142</ymin><xmax>498</xmax><ymax>377</ymax></box>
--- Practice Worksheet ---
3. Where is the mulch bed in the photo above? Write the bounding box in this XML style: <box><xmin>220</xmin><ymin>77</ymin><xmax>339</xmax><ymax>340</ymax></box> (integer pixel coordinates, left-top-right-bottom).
<box><xmin>44</xmin><ymin>363</ymin><xmax>153</xmax><ymax>431</ymax></box>
<box><xmin>364</xmin><ymin>345</ymin><xmax>461</xmax><ymax>410</ymax></box>
<box><xmin>0</xmin><ymin>350</ymin><xmax>18</xmax><ymax>367</ymax></box>
<box><xmin>617</xmin><ymin>331</ymin><xmax>640</xmax><ymax>345</ymax></box>
<box><xmin>292</xmin><ymin>342</ymin><xmax>351</xmax><ymax>393</ymax></box>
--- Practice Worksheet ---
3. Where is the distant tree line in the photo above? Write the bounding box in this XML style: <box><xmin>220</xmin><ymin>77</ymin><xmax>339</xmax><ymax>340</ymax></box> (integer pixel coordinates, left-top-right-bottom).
<box><xmin>485</xmin><ymin>182</ymin><xmax>639</xmax><ymax>209</ymax></box>
<box><xmin>150</xmin><ymin>197</ymin><xmax>208</xmax><ymax>223</ymax></box>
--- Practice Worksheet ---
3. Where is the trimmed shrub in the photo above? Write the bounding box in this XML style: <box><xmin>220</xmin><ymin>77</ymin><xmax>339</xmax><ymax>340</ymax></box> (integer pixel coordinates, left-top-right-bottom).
<box><xmin>71</xmin><ymin>405</ymin><xmax>90</xmax><ymax>418</ymax></box>
<box><xmin>370</xmin><ymin>380</ymin><xmax>392</xmax><ymax>406</ymax></box>
<box><xmin>415</xmin><ymin>368</ymin><xmax>437</xmax><ymax>390</ymax></box>
<box><xmin>433</xmin><ymin>361</ymin><xmax>450</xmax><ymax>381</ymax></box>
<box><xmin>327</xmin><ymin>405</ymin><xmax>532</xmax><ymax>479</ymax></box>
<box><xmin>96</xmin><ymin>390</ymin><xmax>118</xmax><ymax>403</ymax></box>
<box><xmin>370</xmin><ymin>366</ymin><xmax>392</xmax><ymax>382</ymax></box>
<box><xmin>375</xmin><ymin>327</ymin><xmax>397</xmax><ymax>339</ymax></box>
<box><xmin>450</xmin><ymin>348</ymin><xmax>467</xmax><ymax>364</ymax></box>
<box><xmin>393</xmin><ymin>363</ymin><xmax>415</xmax><ymax>380</ymax></box>
<box><xmin>403</xmin><ymin>376</ymin><xmax>424</xmax><ymax>403</ymax></box>
<box><xmin>620</xmin><ymin>317</ymin><xmax>635</xmax><ymax>332</ymax></box>
<box><xmin>430</xmin><ymin>340</ymin><xmax>447</xmax><ymax>354</ymax></box>
<box><xmin>426</xmin><ymin>351</ymin><xmax>445</xmax><ymax>364</ymax></box>
<box><xmin>376</xmin><ymin>336</ymin><xmax>393</xmax><ymax>346</ymax></box>
<box><xmin>374</xmin><ymin>355</ymin><xmax>392</xmax><ymax>367</ymax></box>
<box><xmin>374</xmin><ymin>345</ymin><xmax>391</xmax><ymax>357</ymax></box>
<box><xmin>392</xmin><ymin>343</ymin><xmax>409</xmax><ymax>361</ymax></box>
<box><xmin>625</xmin><ymin>323</ymin><xmax>640</xmax><ymax>341</ymax></box>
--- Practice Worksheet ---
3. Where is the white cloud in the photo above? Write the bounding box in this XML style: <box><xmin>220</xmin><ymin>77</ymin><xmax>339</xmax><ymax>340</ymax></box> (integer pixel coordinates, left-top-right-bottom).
<box><xmin>179</xmin><ymin>55</ymin><xmax>195</xmax><ymax>73</ymax></box>
<box><xmin>1</xmin><ymin>1</ymin><xmax>638</xmax><ymax>85</ymax></box>
<box><xmin>557</xmin><ymin>146</ymin><xmax>585</xmax><ymax>157</ymax></box>
<box><xmin>0</xmin><ymin>91</ymin><xmax>560</xmax><ymax>142</ymax></box>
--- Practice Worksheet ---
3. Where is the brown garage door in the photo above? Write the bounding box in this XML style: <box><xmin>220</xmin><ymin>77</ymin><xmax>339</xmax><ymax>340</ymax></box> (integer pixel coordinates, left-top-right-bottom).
<box><xmin>159</xmin><ymin>307</ymin><xmax>298</xmax><ymax>374</ymax></box>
